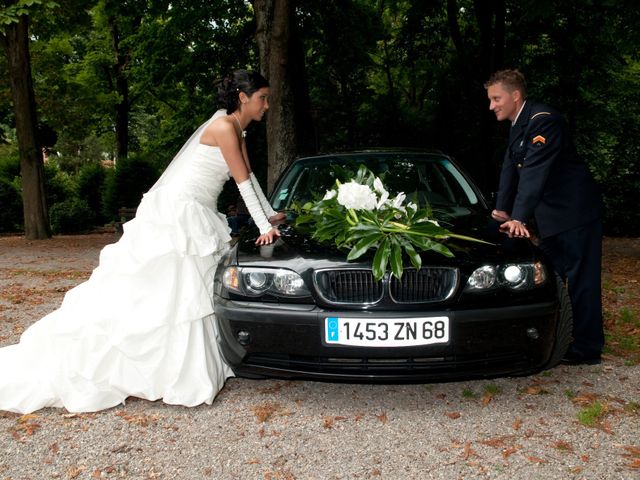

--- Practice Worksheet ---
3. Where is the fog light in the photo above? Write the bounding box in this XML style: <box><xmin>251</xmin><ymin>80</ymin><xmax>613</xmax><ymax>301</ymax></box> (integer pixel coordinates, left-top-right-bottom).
<box><xmin>237</xmin><ymin>330</ymin><xmax>251</xmax><ymax>346</ymax></box>
<box><xmin>526</xmin><ymin>327</ymin><xmax>539</xmax><ymax>340</ymax></box>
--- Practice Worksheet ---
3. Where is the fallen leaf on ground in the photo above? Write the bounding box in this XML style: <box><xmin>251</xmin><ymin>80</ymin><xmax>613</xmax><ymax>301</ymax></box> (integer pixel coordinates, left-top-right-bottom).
<box><xmin>114</xmin><ymin>411</ymin><xmax>159</xmax><ymax>427</ymax></box>
<box><xmin>628</xmin><ymin>459</ymin><xmax>640</xmax><ymax>469</ymax></box>
<box><xmin>526</xmin><ymin>455</ymin><xmax>546</xmax><ymax>463</ymax></box>
<box><xmin>463</xmin><ymin>442</ymin><xmax>480</xmax><ymax>460</ymax></box>
<box><xmin>67</xmin><ymin>466</ymin><xmax>86</xmax><ymax>479</ymax></box>
<box><xmin>376</xmin><ymin>412</ymin><xmax>388</xmax><ymax>423</ymax></box>
<box><xmin>553</xmin><ymin>440</ymin><xmax>574</xmax><ymax>452</ymax></box>
<box><xmin>251</xmin><ymin>403</ymin><xmax>281</xmax><ymax>423</ymax></box>
<box><xmin>502</xmin><ymin>446</ymin><xmax>518</xmax><ymax>458</ymax></box>
<box><xmin>481</xmin><ymin>437</ymin><xmax>506</xmax><ymax>448</ymax></box>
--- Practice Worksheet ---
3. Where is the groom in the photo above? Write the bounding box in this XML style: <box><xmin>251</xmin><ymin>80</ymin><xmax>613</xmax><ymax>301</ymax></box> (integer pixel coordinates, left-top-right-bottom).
<box><xmin>485</xmin><ymin>69</ymin><xmax>604</xmax><ymax>365</ymax></box>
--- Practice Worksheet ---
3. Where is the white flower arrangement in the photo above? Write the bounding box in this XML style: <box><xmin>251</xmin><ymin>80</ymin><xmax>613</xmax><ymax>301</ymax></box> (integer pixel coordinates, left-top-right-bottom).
<box><xmin>295</xmin><ymin>165</ymin><xmax>485</xmax><ymax>280</ymax></box>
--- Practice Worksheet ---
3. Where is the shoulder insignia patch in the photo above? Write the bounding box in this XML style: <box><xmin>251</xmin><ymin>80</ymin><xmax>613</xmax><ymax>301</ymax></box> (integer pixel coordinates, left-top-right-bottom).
<box><xmin>530</xmin><ymin>111</ymin><xmax>551</xmax><ymax>119</ymax></box>
<box><xmin>532</xmin><ymin>135</ymin><xmax>546</xmax><ymax>145</ymax></box>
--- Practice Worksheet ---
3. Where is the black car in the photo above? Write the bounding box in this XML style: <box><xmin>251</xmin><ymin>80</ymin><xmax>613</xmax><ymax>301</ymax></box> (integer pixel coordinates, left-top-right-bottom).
<box><xmin>213</xmin><ymin>151</ymin><xmax>572</xmax><ymax>381</ymax></box>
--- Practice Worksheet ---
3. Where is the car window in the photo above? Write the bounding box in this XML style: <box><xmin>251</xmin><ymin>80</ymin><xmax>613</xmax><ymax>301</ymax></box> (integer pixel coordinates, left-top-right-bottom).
<box><xmin>272</xmin><ymin>154</ymin><xmax>481</xmax><ymax>217</ymax></box>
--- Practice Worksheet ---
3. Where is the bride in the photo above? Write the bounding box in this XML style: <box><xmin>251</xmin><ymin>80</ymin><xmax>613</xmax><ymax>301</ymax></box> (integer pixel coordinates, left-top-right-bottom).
<box><xmin>0</xmin><ymin>70</ymin><xmax>284</xmax><ymax>414</ymax></box>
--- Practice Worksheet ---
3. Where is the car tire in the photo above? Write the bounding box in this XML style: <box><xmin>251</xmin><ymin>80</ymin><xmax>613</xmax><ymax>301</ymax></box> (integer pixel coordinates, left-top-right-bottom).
<box><xmin>544</xmin><ymin>274</ymin><xmax>574</xmax><ymax>368</ymax></box>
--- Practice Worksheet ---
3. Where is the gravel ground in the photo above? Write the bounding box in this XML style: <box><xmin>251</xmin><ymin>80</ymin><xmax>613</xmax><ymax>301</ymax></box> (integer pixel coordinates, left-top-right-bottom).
<box><xmin>0</xmin><ymin>233</ymin><xmax>639</xmax><ymax>480</ymax></box>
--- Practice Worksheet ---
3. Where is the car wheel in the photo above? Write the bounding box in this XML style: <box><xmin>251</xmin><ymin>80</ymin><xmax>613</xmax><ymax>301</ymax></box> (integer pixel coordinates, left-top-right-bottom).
<box><xmin>544</xmin><ymin>274</ymin><xmax>574</xmax><ymax>368</ymax></box>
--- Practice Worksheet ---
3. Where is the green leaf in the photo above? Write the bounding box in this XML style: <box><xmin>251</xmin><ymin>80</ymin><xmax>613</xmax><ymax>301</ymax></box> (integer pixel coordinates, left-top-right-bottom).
<box><xmin>409</xmin><ymin>222</ymin><xmax>451</xmax><ymax>236</ymax></box>
<box><xmin>372</xmin><ymin>237</ymin><xmax>390</xmax><ymax>281</ymax></box>
<box><xmin>399</xmin><ymin>237</ymin><xmax>422</xmax><ymax>270</ymax></box>
<box><xmin>346</xmin><ymin>223</ymin><xmax>381</xmax><ymax>240</ymax></box>
<box><xmin>389</xmin><ymin>239</ymin><xmax>403</xmax><ymax>279</ymax></box>
<box><xmin>424</xmin><ymin>239</ymin><xmax>454</xmax><ymax>257</ymax></box>
<box><xmin>347</xmin><ymin>232</ymin><xmax>383</xmax><ymax>261</ymax></box>
<box><xmin>447</xmin><ymin>232</ymin><xmax>494</xmax><ymax>245</ymax></box>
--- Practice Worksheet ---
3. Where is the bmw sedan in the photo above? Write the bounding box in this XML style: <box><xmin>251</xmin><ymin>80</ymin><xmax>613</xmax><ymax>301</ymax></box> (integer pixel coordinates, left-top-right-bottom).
<box><xmin>213</xmin><ymin>151</ymin><xmax>572</xmax><ymax>382</ymax></box>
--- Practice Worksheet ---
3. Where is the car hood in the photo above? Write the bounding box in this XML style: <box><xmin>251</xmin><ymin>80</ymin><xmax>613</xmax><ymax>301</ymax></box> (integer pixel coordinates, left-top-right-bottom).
<box><xmin>232</xmin><ymin>212</ymin><xmax>542</xmax><ymax>270</ymax></box>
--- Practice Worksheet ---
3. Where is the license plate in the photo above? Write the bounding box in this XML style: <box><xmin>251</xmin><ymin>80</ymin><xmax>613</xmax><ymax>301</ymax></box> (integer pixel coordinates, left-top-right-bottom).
<box><xmin>324</xmin><ymin>317</ymin><xmax>449</xmax><ymax>347</ymax></box>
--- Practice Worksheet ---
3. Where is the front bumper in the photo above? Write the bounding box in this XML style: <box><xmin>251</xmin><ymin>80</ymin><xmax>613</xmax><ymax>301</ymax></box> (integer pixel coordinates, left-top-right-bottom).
<box><xmin>214</xmin><ymin>297</ymin><xmax>559</xmax><ymax>382</ymax></box>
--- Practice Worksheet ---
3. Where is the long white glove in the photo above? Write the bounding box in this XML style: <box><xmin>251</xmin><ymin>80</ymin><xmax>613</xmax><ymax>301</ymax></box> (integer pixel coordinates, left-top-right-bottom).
<box><xmin>249</xmin><ymin>172</ymin><xmax>277</xmax><ymax>219</ymax></box>
<box><xmin>237</xmin><ymin>179</ymin><xmax>272</xmax><ymax>235</ymax></box>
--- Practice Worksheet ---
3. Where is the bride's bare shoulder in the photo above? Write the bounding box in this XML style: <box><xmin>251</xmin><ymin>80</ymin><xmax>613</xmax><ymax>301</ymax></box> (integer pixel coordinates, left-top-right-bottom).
<box><xmin>201</xmin><ymin>115</ymin><xmax>233</xmax><ymax>146</ymax></box>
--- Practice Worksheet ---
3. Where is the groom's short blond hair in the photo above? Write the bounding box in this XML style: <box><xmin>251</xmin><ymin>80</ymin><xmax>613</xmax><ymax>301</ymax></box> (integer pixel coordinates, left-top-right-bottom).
<box><xmin>485</xmin><ymin>69</ymin><xmax>528</xmax><ymax>98</ymax></box>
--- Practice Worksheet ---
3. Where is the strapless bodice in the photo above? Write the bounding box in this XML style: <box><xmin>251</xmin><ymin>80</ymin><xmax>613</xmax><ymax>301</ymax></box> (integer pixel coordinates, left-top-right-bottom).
<box><xmin>166</xmin><ymin>144</ymin><xmax>230</xmax><ymax>205</ymax></box>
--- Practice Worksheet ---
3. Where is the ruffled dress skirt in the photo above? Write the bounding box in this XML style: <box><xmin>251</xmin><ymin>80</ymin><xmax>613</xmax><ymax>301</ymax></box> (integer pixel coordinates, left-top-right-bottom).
<box><xmin>0</xmin><ymin>144</ymin><xmax>235</xmax><ymax>413</ymax></box>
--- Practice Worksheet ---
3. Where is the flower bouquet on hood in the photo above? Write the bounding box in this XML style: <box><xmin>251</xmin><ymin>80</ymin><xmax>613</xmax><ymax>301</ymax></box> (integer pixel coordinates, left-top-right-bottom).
<box><xmin>294</xmin><ymin>164</ymin><xmax>487</xmax><ymax>281</ymax></box>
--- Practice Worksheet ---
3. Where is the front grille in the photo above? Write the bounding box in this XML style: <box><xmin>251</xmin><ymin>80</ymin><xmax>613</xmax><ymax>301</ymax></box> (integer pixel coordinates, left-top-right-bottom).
<box><xmin>389</xmin><ymin>268</ymin><xmax>458</xmax><ymax>303</ymax></box>
<box><xmin>314</xmin><ymin>267</ymin><xmax>458</xmax><ymax>305</ymax></box>
<box><xmin>314</xmin><ymin>269</ymin><xmax>383</xmax><ymax>304</ymax></box>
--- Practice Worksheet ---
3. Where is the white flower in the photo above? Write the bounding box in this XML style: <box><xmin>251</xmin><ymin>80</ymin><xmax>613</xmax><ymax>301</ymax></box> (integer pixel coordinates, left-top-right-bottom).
<box><xmin>376</xmin><ymin>191</ymin><xmax>390</xmax><ymax>209</ymax></box>
<box><xmin>323</xmin><ymin>189</ymin><xmax>337</xmax><ymax>200</ymax></box>
<box><xmin>407</xmin><ymin>202</ymin><xmax>418</xmax><ymax>213</ymax></box>
<box><xmin>392</xmin><ymin>192</ymin><xmax>406</xmax><ymax>209</ymax></box>
<box><xmin>372</xmin><ymin>177</ymin><xmax>390</xmax><ymax>209</ymax></box>
<box><xmin>337</xmin><ymin>181</ymin><xmax>377</xmax><ymax>211</ymax></box>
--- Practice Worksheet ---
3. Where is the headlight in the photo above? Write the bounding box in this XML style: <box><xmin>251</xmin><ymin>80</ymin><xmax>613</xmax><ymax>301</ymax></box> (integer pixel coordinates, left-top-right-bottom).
<box><xmin>464</xmin><ymin>262</ymin><xmax>547</xmax><ymax>292</ymax></box>
<box><xmin>222</xmin><ymin>267</ymin><xmax>311</xmax><ymax>298</ymax></box>
<box><xmin>466</xmin><ymin>265</ymin><xmax>497</xmax><ymax>290</ymax></box>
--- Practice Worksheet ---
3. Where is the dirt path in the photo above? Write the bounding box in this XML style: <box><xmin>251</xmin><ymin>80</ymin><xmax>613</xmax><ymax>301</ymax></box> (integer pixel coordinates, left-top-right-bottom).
<box><xmin>0</xmin><ymin>234</ymin><xmax>638</xmax><ymax>479</ymax></box>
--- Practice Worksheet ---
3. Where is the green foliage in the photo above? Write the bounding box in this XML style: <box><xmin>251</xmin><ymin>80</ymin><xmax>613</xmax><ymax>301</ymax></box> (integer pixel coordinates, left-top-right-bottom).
<box><xmin>77</xmin><ymin>162</ymin><xmax>107</xmax><ymax>223</ymax></box>
<box><xmin>0</xmin><ymin>178</ymin><xmax>23</xmax><ymax>232</ymax></box>
<box><xmin>1</xmin><ymin>0</ymin><xmax>639</xmax><ymax>236</ymax></box>
<box><xmin>0</xmin><ymin>148</ymin><xmax>23</xmax><ymax>232</ymax></box>
<box><xmin>43</xmin><ymin>161</ymin><xmax>74</xmax><ymax>207</ymax></box>
<box><xmin>101</xmin><ymin>155</ymin><xmax>158</xmax><ymax>219</ymax></box>
<box><xmin>0</xmin><ymin>148</ymin><xmax>20</xmax><ymax>181</ymax></box>
<box><xmin>49</xmin><ymin>197</ymin><xmax>95</xmax><ymax>234</ymax></box>
<box><xmin>0</xmin><ymin>1</ymin><xmax>59</xmax><ymax>31</ymax></box>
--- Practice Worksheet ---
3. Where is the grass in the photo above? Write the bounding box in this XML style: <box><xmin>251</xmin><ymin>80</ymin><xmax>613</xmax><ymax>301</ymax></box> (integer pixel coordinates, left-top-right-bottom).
<box><xmin>600</xmin><ymin>240</ymin><xmax>640</xmax><ymax>365</ymax></box>
<box><xmin>620</xmin><ymin>306</ymin><xmax>639</xmax><ymax>326</ymax></box>
<box><xmin>462</xmin><ymin>388</ymin><xmax>476</xmax><ymax>399</ymax></box>
<box><xmin>484</xmin><ymin>383</ymin><xmax>501</xmax><ymax>396</ymax></box>
<box><xmin>577</xmin><ymin>402</ymin><xmax>605</xmax><ymax>426</ymax></box>
<box><xmin>624</xmin><ymin>401</ymin><xmax>639</xmax><ymax>414</ymax></box>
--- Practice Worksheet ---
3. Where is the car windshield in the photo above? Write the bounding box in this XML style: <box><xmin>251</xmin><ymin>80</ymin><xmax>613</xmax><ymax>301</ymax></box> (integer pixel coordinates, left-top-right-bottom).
<box><xmin>271</xmin><ymin>153</ymin><xmax>484</xmax><ymax>219</ymax></box>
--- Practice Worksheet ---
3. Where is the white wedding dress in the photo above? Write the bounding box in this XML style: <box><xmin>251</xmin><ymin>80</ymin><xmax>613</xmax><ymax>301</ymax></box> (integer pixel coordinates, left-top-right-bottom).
<box><xmin>0</xmin><ymin>117</ymin><xmax>236</xmax><ymax>413</ymax></box>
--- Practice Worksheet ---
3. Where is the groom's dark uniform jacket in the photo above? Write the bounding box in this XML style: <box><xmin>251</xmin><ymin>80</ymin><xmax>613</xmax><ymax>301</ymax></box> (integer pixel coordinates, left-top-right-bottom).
<box><xmin>496</xmin><ymin>100</ymin><xmax>602</xmax><ymax>238</ymax></box>
<box><xmin>496</xmin><ymin>99</ymin><xmax>604</xmax><ymax>358</ymax></box>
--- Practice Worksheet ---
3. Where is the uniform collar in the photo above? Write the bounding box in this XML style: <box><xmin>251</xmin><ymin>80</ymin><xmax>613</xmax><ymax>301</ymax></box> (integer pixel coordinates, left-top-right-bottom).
<box><xmin>511</xmin><ymin>100</ymin><xmax>527</xmax><ymax>126</ymax></box>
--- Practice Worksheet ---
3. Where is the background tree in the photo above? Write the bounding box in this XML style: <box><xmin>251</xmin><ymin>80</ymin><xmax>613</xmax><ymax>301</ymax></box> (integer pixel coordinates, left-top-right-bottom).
<box><xmin>253</xmin><ymin>0</ymin><xmax>314</xmax><ymax>191</ymax></box>
<box><xmin>0</xmin><ymin>0</ymin><xmax>638</xmax><ymax>236</ymax></box>
<box><xmin>0</xmin><ymin>0</ymin><xmax>58</xmax><ymax>239</ymax></box>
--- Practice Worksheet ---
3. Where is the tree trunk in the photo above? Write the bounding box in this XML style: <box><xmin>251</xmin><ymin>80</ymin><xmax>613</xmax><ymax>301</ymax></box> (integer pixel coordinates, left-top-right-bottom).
<box><xmin>108</xmin><ymin>15</ymin><xmax>130</xmax><ymax>160</ymax></box>
<box><xmin>253</xmin><ymin>0</ymin><xmax>311</xmax><ymax>191</ymax></box>
<box><xmin>0</xmin><ymin>15</ymin><xmax>51</xmax><ymax>239</ymax></box>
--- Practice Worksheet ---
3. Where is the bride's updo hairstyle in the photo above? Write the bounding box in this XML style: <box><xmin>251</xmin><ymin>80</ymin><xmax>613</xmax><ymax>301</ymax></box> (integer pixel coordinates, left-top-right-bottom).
<box><xmin>218</xmin><ymin>70</ymin><xmax>269</xmax><ymax>114</ymax></box>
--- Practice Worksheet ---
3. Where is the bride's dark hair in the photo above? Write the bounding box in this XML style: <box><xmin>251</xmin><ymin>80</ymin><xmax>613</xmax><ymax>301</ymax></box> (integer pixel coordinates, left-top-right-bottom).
<box><xmin>218</xmin><ymin>70</ymin><xmax>269</xmax><ymax>114</ymax></box>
